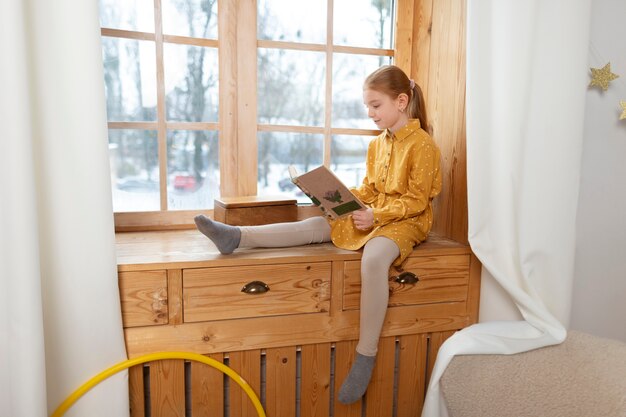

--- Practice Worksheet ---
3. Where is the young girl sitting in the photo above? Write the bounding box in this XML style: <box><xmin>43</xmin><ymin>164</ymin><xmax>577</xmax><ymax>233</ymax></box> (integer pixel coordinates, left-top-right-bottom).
<box><xmin>194</xmin><ymin>64</ymin><xmax>442</xmax><ymax>404</ymax></box>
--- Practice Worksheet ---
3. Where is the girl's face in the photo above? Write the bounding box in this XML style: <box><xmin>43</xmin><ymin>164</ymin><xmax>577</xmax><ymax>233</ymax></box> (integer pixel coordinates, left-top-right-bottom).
<box><xmin>363</xmin><ymin>88</ymin><xmax>408</xmax><ymax>133</ymax></box>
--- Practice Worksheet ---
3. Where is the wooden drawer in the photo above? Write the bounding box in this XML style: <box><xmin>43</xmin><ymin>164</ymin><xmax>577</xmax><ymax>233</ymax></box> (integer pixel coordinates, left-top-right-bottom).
<box><xmin>343</xmin><ymin>255</ymin><xmax>470</xmax><ymax>310</ymax></box>
<box><xmin>183</xmin><ymin>262</ymin><xmax>331</xmax><ymax>323</ymax></box>
<box><xmin>119</xmin><ymin>270</ymin><xmax>168</xmax><ymax>327</ymax></box>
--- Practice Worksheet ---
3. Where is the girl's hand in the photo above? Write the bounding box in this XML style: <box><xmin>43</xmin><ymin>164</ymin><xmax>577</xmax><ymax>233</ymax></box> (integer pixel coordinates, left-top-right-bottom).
<box><xmin>352</xmin><ymin>208</ymin><xmax>374</xmax><ymax>230</ymax></box>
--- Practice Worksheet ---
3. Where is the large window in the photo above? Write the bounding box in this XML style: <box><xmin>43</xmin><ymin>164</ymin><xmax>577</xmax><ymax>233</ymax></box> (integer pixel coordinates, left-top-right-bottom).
<box><xmin>99</xmin><ymin>0</ymin><xmax>396</xmax><ymax>226</ymax></box>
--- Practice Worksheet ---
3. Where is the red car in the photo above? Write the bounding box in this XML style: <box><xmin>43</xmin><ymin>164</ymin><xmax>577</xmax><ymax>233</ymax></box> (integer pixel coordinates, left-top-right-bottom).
<box><xmin>173</xmin><ymin>174</ymin><xmax>197</xmax><ymax>191</ymax></box>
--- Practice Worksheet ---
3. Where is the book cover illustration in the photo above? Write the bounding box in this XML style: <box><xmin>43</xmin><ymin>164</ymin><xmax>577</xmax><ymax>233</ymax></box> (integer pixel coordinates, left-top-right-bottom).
<box><xmin>288</xmin><ymin>165</ymin><xmax>366</xmax><ymax>219</ymax></box>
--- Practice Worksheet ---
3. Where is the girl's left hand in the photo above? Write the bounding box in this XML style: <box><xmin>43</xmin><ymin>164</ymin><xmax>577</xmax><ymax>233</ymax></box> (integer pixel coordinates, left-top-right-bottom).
<box><xmin>352</xmin><ymin>208</ymin><xmax>374</xmax><ymax>230</ymax></box>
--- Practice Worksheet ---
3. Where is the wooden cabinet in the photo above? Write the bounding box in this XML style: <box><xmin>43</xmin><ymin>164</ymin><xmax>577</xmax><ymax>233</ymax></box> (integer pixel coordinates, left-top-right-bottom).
<box><xmin>116</xmin><ymin>230</ymin><xmax>480</xmax><ymax>417</ymax></box>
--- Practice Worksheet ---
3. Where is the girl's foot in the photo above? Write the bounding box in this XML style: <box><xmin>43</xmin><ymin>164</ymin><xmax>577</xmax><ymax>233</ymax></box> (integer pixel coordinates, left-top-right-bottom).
<box><xmin>338</xmin><ymin>353</ymin><xmax>376</xmax><ymax>404</ymax></box>
<box><xmin>194</xmin><ymin>215</ymin><xmax>241</xmax><ymax>254</ymax></box>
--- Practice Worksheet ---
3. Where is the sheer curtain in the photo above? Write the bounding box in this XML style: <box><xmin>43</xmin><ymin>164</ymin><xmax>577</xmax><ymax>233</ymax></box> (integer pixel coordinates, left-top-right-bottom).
<box><xmin>0</xmin><ymin>1</ymin><xmax>128</xmax><ymax>416</ymax></box>
<box><xmin>422</xmin><ymin>1</ymin><xmax>591</xmax><ymax>416</ymax></box>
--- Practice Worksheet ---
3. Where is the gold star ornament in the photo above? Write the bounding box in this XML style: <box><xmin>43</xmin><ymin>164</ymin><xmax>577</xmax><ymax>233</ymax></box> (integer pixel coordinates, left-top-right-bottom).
<box><xmin>589</xmin><ymin>62</ymin><xmax>619</xmax><ymax>91</ymax></box>
<box><xmin>620</xmin><ymin>101</ymin><xmax>626</xmax><ymax>121</ymax></box>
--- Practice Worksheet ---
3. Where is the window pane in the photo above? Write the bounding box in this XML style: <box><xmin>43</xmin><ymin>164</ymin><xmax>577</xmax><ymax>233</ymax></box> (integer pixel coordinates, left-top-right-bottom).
<box><xmin>334</xmin><ymin>0</ymin><xmax>394</xmax><ymax>49</ymax></box>
<box><xmin>332</xmin><ymin>54</ymin><xmax>392</xmax><ymax>129</ymax></box>
<box><xmin>162</xmin><ymin>0</ymin><xmax>218</xmax><ymax>39</ymax></box>
<box><xmin>167</xmin><ymin>130</ymin><xmax>219</xmax><ymax>210</ymax></box>
<box><xmin>330</xmin><ymin>134</ymin><xmax>372</xmax><ymax>189</ymax></box>
<box><xmin>99</xmin><ymin>0</ymin><xmax>154</xmax><ymax>32</ymax></box>
<box><xmin>102</xmin><ymin>37</ymin><xmax>157</xmax><ymax>121</ymax></box>
<box><xmin>109</xmin><ymin>129</ymin><xmax>160</xmax><ymax>212</ymax></box>
<box><xmin>258</xmin><ymin>49</ymin><xmax>325</xmax><ymax>126</ymax></box>
<box><xmin>257</xmin><ymin>132</ymin><xmax>323</xmax><ymax>203</ymax></box>
<box><xmin>164</xmin><ymin>44</ymin><xmax>218</xmax><ymax>122</ymax></box>
<box><xmin>258</xmin><ymin>0</ymin><xmax>326</xmax><ymax>43</ymax></box>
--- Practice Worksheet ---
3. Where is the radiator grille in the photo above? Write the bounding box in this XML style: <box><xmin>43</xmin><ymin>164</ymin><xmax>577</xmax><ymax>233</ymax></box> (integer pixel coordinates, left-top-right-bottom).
<box><xmin>129</xmin><ymin>331</ymin><xmax>455</xmax><ymax>417</ymax></box>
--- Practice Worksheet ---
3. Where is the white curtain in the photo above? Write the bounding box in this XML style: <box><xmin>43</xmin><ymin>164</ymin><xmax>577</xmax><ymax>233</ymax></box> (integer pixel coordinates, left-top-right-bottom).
<box><xmin>422</xmin><ymin>1</ymin><xmax>591</xmax><ymax>416</ymax></box>
<box><xmin>0</xmin><ymin>1</ymin><xmax>128</xmax><ymax>416</ymax></box>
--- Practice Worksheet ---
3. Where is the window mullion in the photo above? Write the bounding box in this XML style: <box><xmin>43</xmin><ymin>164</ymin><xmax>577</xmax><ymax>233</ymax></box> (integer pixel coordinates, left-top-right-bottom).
<box><xmin>323</xmin><ymin>0</ymin><xmax>334</xmax><ymax>167</ymax></box>
<box><xmin>154</xmin><ymin>0</ymin><xmax>168</xmax><ymax>210</ymax></box>
<box><xmin>219</xmin><ymin>0</ymin><xmax>258</xmax><ymax>198</ymax></box>
<box><xmin>237</xmin><ymin>0</ymin><xmax>258</xmax><ymax>196</ymax></box>
<box><xmin>218</xmin><ymin>1</ymin><xmax>237</xmax><ymax>197</ymax></box>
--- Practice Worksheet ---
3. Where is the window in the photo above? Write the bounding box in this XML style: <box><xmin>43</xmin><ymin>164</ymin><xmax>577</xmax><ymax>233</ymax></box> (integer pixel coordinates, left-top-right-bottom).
<box><xmin>100</xmin><ymin>0</ymin><xmax>219</xmax><ymax>216</ymax></box>
<box><xmin>256</xmin><ymin>0</ymin><xmax>395</xmax><ymax>202</ymax></box>
<box><xmin>99</xmin><ymin>0</ymin><xmax>396</xmax><ymax>228</ymax></box>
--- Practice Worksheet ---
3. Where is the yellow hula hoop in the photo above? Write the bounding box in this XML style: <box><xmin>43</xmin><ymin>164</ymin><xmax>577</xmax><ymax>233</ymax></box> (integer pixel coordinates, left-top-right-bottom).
<box><xmin>50</xmin><ymin>351</ymin><xmax>266</xmax><ymax>417</ymax></box>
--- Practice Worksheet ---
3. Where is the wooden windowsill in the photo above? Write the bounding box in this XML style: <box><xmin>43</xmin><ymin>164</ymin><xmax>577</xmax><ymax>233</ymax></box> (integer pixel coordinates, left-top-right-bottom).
<box><xmin>115</xmin><ymin>228</ymin><xmax>472</xmax><ymax>272</ymax></box>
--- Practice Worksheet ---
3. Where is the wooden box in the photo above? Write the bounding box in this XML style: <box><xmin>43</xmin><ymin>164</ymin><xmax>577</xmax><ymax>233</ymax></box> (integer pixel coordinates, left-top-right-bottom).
<box><xmin>213</xmin><ymin>195</ymin><xmax>298</xmax><ymax>226</ymax></box>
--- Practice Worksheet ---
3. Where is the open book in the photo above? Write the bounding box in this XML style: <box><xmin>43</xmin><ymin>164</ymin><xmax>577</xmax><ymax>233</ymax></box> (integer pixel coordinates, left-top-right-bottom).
<box><xmin>288</xmin><ymin>165</ymin><xmax>367</xmax><ymax>220</ymax></box>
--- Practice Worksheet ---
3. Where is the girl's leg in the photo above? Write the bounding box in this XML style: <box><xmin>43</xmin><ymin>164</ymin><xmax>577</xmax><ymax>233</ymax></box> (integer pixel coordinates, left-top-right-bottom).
<box><xmin>194</xmin><ymin>215</ymin><xmax>330</xmax><ymax>254</ymax></box>
<box><xmin>338</xmin><ymin>236</ymin><xmax>400</xmax><ymax>404</ymax></box>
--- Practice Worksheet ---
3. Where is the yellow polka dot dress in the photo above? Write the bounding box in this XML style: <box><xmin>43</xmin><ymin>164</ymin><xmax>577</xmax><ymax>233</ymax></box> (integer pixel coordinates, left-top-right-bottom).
<box><xmin>330</xmin><ymin>119</ymin><xmax>442</xmax><ymax>266</ymax></box>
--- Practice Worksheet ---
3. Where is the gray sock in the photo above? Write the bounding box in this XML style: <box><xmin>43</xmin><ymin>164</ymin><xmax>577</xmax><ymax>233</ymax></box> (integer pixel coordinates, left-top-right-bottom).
<box><xmin>338</xmin><ymin>353</ymin><xmax>376</xmax><ymax>404</ymax></box>
<box><xmin>194</xmin><ymin>215</ymin><xmax>241</xmax><ymax>254</ymax></box>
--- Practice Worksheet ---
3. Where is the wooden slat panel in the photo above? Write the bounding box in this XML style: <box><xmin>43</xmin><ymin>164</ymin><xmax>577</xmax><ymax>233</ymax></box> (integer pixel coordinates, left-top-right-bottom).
<box><xmin>394</xmin><ymin>0</ymin><xmax>416</xmax><ymax>73</ymax></box>
<box><xmin>333</xmin><ymin>340</ymin><xmax>362</xmax><ymax>417</ymax></box>
<box><xmin>265</xmin><ymin>347</ymin><xmax>297</xmax><ymax>417</ymax></box>
<box><xmin>183</xmin><ymin>262</ymin><xmax>331</xmax><ymax>322</ymax></box>
<box><xmin>118</xmin><ymin>270</ymin><xmax>168</xmax><ymax>327</ymax></box>
<box><xmin>426</xmin><ymin>330</ymin><xmax>456</xmax><ymax>387</ymax></box>
<box><xmin>364</xmin><ymin>337</ymin><xmax>395</xmax><ymax>416</ymax></box>
<box><xmin>128</xmin><ymin>365</ymin><xmax>145</xmax><ymax>417</ymax></box>
<box><xmin>411</xmin><ymin>0</ymin><xmax>433</xmax><ymax>98</ymax></box>
<box><xmin>397</xmin><ymin>333</ymin><xmax>428</xmax><ymax>417</ymax></box>
<box><xmin>228</xmin><ymin>350</ymin><xmax>262</xmax><ymax>417</ymax></box>
<box><xmin>300</xmin><ymin>343</ymin><xmax>331</xmax><ymax>417</ymax></box>
<box><xmin>425</xmin><ymin>0</ymin><xmax>467</xmax><ymax>242</ymax></box>
<box><xmin>150</xmin><ymin>359</ymin><xmax>185</xmax><ymax>417</ymax></box>
<box><xmin>191</xmin><ymin>353</ymin><xmax>224</xmax><ymax>417</ymax></box>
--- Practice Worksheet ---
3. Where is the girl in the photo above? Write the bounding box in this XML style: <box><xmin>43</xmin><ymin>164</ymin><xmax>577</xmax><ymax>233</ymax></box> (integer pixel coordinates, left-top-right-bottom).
<box><xmin>194</xmin><ymin>65</ymin><xmax>442</xmax><ymax>404</ymax></box>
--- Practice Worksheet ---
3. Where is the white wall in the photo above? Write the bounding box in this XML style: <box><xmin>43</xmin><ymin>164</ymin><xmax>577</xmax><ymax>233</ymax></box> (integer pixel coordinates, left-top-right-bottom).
<box><xmin>570</xmin><ymin>0</ymin><xmax>626</xmax><ymax>342</ymax></box>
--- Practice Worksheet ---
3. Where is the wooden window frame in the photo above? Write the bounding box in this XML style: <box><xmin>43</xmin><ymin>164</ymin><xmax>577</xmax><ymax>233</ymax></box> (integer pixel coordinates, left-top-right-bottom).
<box><xmin>106</xmin><ymin>0</ymin><xmax>416</xmax><ymax>231</ymax></box>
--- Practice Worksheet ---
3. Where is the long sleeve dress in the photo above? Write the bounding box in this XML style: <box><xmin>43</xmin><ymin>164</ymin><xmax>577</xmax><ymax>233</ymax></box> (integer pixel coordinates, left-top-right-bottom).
<box><xmin>329</xmin><ymin>119</ymin><xmax>442</xmax><ymax>266</ymax></box>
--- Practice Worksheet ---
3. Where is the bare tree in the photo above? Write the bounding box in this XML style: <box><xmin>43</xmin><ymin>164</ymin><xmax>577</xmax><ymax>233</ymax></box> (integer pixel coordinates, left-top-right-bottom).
<box><xmin>372</xmin><ymin>0</ymin><xmax>392</xmax><ymax>66</ymax></box>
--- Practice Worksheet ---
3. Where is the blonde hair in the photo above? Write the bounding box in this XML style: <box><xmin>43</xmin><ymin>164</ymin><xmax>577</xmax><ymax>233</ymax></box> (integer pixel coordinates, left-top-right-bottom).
<box><xmin>363</xmin><ymin>65</ymin><xmax>430</xmax><ymax>134</ymax></box>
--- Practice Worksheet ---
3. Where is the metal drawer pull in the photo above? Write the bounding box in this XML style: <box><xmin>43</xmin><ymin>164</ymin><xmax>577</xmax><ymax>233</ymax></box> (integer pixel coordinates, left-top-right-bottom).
<box><xmin>241</xmin><ymin>281</ymin><xmax>270</xmax><ymax>294</ymax></box>
<box><xmin>393</xmin><ymin>271</ymin><xmax>419</xmax><ymax>284</ymax></box>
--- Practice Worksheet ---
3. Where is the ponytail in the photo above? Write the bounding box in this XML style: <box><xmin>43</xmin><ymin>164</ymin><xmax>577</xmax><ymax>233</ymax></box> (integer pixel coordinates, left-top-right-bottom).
<box><xmin>408</xmin><ymin>83</ymin><xmax>430</xmax><ymax>135</ymax></box>
<box><xmin>364</xmin><ymin>65</ymin><xmax>430</xmax><ymax>134</ymax></box>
